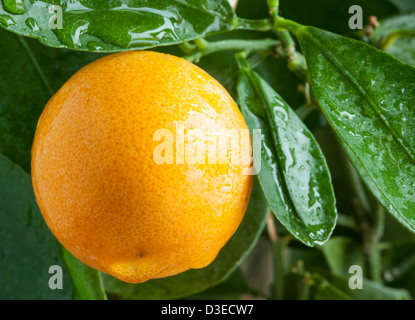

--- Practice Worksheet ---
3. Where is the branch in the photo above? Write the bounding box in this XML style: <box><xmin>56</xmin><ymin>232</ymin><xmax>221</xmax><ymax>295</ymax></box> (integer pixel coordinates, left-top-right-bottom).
<box><xmin>184</xmin><ymin>38</ymin><xmax>279</xmax><ymax>63</ymax></box>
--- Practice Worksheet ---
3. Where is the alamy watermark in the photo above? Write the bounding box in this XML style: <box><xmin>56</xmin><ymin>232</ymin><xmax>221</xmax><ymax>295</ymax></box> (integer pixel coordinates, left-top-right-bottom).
<box><xmin>48</xmin><ymin>265</ymin><xmax>63</xmax><ymax>290</ymax></box>
<box><xmin>348</xmin><ymin>5</ymin><xmax>363</xmax><ymax>30</ymax></box>
<box><xmin>152</xmin><ymin>122</ymin><xmax>262</xmax><ymax>175</ymax></box>
<box><xmin>348</xmin><ymin>265</ymin><xmax>363</xmax><ymax>290</ymax></box>
<box><xmin>48</xmin><ymin>5</ymin><xmax>63</xmax><ymax>30</ymax></box>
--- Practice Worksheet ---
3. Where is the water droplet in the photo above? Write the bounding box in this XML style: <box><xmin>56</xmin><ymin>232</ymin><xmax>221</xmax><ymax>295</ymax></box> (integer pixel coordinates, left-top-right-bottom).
<box><xmin>87</xmin><ymin>41</ymin><xmax>104</xmax><ymax>51</ymax></box>
<box><xmin>272</xmin><ymin>106</ymin><xmax>288</xmax><ymax>128</ymax></box>
<box><xmin>2</xmin><ymin>0</ymin><xmax>26</xmax><ymax>15</ymax></box>
<box><xmin>25</xmin><ymin>17</ymin><xmax>41</xmax><ymax>32</ymax></box>
<box><xmin>71</xmin><ymin>20</ymin><xmax>89</xmax><ymax>48</ymax></box>
<box><xmin>0</xmin><ymin>14</ymin><xmax>15</xmax><ymax>27</ymax></box>
<box><xmin>126</xmin><ymin>7</ymin><xmax>180</xmax><ymax>48</ymax></box>
<box><xmin>340</xmin><ymin>111</ymin><xmax>355</xmax><ymax>120</ymax></box>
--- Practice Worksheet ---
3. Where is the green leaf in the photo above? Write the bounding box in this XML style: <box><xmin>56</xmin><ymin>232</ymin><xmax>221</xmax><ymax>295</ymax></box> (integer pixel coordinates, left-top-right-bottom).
<box><xmin>236</xmin><ymin>64</ymin><xmax>337</xmax><ymax>247</ymax></box>
<box><xmin>0</xmin><ymin>153</ymin><xmax>105</xmax><ymax>300</ymax></box>
<box><xmin>295</xmin><ymin>26</ymin><xmax>415</xmax><ymax>233</ymax></box>
<box><xmin>372</xmin><ymin>13</ymin><xmax>415</xmax><ymax>66</ymax></box>
<box><xmin>103</xmin><ymin>178</ymin><xmax>269</xmax><ymax>300</ymax></box>
<box><xmin>0</xmin><ymin>0</ymin><xmax>239</xmax><ymax>52</ymax></box>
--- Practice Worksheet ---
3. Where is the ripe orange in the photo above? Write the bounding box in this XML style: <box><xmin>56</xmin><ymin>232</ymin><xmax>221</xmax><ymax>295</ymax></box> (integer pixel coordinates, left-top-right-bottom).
<box><xmin>31</xmin><ymin>51</ymin><xmax>253</xmax><ymax>283</ymax></box>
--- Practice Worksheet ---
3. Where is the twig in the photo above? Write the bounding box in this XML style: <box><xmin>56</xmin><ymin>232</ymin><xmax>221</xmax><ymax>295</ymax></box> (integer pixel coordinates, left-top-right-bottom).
<box><xmin>184</xmin><ymin>38</ymin><xmax>279</xmax><ymax>63</ymax></box>
<box><xmin>266</xmin><ymin>0</ymin><xmax>308</xmax><ymax>81</ymax></box>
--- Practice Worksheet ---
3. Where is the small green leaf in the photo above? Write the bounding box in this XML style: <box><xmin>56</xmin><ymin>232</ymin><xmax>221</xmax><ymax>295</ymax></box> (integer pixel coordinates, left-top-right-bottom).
<box><xmin>295</xmin><ymin>26</ymin><xmax>415</xmax><ymax>233</ymax></box>
<box><xmin>236</xmin><ymin>62</ymin><xmax>337</xmax><ymax>247</ymax></box>
<box><xmin>103</xmin><ymin>178</ymin><xmax>269</xmax><ymax>300</ymax></box>
<box><xmin>0</xmin><ymin>0</ymin><xmax>239</xmax><ymax>52</ymax></box>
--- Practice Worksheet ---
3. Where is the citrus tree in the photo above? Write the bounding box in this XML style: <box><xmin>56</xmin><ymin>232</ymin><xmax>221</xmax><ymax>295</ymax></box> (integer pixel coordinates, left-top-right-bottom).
<box><xmin>1</xmin><ymin>0</ymin><xmax>414</xmax><ymax>300</ymax></box>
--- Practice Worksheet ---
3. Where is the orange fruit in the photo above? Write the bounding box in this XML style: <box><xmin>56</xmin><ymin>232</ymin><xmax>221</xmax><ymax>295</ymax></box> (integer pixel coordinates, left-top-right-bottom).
<box><xmin>31</xmin><ymin>51</ymin><xmax>253</xmax><ymax>283</ymax></box>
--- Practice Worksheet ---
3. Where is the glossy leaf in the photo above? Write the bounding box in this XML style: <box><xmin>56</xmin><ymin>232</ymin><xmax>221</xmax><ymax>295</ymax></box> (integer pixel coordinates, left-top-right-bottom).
<box><xmin>0</xmin><ymin>0</ymin><xmax>240</xmax><ymax>52</ymax></box>
<box><xmin>103</xmin><ymin>178</ymin><xmax>269</xmax><ymax>300</ymax></box>
<box><xmin>295</xmin><ymin>26</ymin><xmax>415</xmax><ymax>232</ymax></box>
<box><xmin>237</xmin><ymin>66</ymin><xmax>337</xmax><ymax>247</ymax></box>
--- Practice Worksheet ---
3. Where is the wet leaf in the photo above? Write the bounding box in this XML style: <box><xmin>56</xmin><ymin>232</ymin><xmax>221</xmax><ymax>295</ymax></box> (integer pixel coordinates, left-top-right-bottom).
<box><xmin>0</xmin><ymin>0</ymin><xmax>239</xmax><ymax>52</ymax></box>
<box><xmin>295</xmin><ymin>26</ymin><xmax>415</xmax><ymax>232</ymax></box>
<box><xmin>237</xmin><ymin>65</ymin><xmax>337</xmax><ymax>247</ymax></box>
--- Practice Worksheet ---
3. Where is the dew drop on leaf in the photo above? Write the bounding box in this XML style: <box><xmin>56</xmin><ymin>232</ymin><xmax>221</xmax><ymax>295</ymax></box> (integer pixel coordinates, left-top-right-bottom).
<box><xmin>87</xmin><ymin>41</ymin><xmax>104</xmax><ymax>51</ymax></box>
<box><xmin>2</xmin><ymin>0</ymin><xmax>26</xmax><ymax>15</ymax></box>
<box><xmin>0</xmin><ymin>14</ymin><xmax>15</xmax><ymax>27</ymax></box>
<box><xmin>25</xmin><ymin>17</ymin><xmax>41</xmax><ymax>32</ymax></box>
